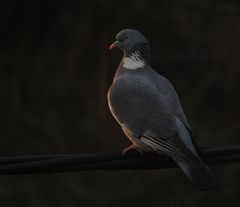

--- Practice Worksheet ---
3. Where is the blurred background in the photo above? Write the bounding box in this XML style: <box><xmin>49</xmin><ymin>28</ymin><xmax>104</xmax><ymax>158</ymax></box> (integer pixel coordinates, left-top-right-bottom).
<box><xmin>0</xmin><ymin>0</ymin><xmax>239</xmax><ymax>206</ymax></box>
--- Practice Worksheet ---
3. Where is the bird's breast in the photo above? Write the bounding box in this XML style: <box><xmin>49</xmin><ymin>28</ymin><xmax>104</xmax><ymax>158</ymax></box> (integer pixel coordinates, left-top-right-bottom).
<box><xmin>108</xmin><ymin>75</ymin><xmax>157</xmax><ymax>124</ymax></box>
<box><xmin>107</xmin><ymin>74</ymin><xmax>176</xmax><ymax>138</ymax></box>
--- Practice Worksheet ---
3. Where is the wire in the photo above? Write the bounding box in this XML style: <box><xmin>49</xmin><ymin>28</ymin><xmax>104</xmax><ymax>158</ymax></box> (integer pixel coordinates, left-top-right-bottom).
<box><xmin>0</xmin><ymin>145</ymin><xmax>239</xmax><ymax>175</ymax></box>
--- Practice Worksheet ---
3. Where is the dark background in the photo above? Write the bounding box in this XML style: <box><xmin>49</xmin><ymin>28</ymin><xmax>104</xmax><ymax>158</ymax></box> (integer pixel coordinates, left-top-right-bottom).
<box><xmin>0</xmin><ymin>0</ymin><xmax>239</xmax><ymax>206</ymax></box>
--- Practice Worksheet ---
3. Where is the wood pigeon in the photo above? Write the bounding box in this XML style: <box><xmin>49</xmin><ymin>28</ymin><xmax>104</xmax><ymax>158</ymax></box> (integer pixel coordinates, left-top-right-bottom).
<box><xmin>108</xmin><ymin>29</ymin><xmax>221</xmax><ymax>191</ymax></box>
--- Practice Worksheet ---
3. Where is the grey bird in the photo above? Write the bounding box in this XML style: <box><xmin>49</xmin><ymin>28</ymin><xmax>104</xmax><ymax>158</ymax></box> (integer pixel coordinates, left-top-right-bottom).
<box><xmin>108</xmin><ymin>29</ymin><xmax>221</xmax><ymax>191</ymax></box>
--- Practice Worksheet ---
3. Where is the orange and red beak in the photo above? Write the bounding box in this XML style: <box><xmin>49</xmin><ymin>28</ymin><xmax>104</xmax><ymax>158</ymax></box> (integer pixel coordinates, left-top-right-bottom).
<box><xmin>109</xmin><ymin>41</ymin><xmax>118</xmax><ymax>50</ymax></box>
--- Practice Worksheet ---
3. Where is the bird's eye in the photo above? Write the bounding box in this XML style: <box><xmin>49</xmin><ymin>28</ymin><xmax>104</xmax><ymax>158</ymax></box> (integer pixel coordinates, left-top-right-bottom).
<box><xmin>118</xmin><ymin>36</ymin><xmax>129</xmax><ymax>42</ymax></box>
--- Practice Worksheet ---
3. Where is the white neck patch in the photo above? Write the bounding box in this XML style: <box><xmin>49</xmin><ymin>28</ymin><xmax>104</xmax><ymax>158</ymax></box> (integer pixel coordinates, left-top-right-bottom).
<box><xmin>122</xmin><ymin>51</ymin><xmax>145</xmax><ymax>70</ymax></box>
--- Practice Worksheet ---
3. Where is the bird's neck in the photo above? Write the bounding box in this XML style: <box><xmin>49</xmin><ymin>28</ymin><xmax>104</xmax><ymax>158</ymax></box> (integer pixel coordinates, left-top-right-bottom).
<box><xmin>122</xmin><ymin>51</ymin><xmax>146</xmax><ymax>70</ymax></box>
<box><xmin>113</xmin><ymin>52</ymin><xmax>149</xmax><ymax>82</ymax></box>
<box><xmin>113</xmin><ymin>47</ymin><xmax>150</xmax><ymax>82</ymax></box>
<box><xmin>122</xmin><ymin>43</ymin><xmax>150</xmax><ymax>70</ymax></box>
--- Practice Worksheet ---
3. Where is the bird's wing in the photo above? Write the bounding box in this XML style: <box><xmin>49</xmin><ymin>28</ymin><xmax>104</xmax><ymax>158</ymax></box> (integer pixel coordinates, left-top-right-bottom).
<box><xmin>175</xmin><ymin>115</ymin><xmax>204</xmax><ymax>160</ymax></box>
<box><xmin>152</xmin><ymin>71</ymin><xmax>192</xmax><ymax>129</ymax></box>
<box><xmin>149</xmin><ymin>71</ymin><xmax>202</xmax><ymax>156</ymax></box>
<box><xmin>140</xmin><ymin>130</ymin><xmax>200</xmax><ymax>163</ymax></box>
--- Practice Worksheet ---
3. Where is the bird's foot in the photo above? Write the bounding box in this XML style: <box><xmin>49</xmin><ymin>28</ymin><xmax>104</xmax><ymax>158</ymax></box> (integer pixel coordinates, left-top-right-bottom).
<box><xmin>122</xmin><ymin>145</ymin><xmax>143</xmax><ymax>157</ymax></box>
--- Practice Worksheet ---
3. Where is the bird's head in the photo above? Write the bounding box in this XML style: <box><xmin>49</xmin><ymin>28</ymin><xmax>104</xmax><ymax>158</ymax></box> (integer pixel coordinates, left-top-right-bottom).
<box><xmin>109</xmin><ymin>29</ymin><xmax>150</xmax><ymax>61</ymax></box>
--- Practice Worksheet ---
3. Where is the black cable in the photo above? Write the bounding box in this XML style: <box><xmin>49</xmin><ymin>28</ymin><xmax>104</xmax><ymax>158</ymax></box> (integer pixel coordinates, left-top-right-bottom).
<box><xmin>0</xmin><ymin>145</ymin><xmax>239</xmax><ymax>175</ymax></box>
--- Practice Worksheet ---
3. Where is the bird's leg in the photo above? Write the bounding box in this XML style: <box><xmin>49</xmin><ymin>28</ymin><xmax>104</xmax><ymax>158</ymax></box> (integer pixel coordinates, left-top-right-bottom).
<box><xmin>121</xmin><ymin>125</ymin><xmax>144</xmax><ymax>157</ymax></box>
<box><xmin>122</xmin><ymin>144</ymin><xmax>143</xmax><ymax>157</ymax></box>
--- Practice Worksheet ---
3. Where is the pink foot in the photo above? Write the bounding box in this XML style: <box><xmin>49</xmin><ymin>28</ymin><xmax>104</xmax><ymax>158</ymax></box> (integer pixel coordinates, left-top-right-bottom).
<box><xmin>122</xmin><ymin>145</ymin><xmax>143</xmax><ymax>157</ymax></box>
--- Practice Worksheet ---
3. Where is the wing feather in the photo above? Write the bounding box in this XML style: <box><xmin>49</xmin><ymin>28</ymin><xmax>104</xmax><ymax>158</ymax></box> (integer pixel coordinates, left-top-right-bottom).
<box><xmin>140</xmin><ymin>130</ymin><xmax>199</xmax><ymax>163</ymax></box>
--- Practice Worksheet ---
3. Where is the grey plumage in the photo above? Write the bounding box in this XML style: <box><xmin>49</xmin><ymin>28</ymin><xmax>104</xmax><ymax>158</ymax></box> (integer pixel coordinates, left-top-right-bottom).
<box><xmin>108</xmin><ymin>29</ymin><xmax>221</xmax><ymax>191</ymax></box>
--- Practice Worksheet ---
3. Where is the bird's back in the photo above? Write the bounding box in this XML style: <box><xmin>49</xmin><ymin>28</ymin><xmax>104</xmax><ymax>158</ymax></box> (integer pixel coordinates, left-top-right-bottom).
<box><xmin>149</xmin><ymin>67</ymin><xmax>191</xmax><ymax>129</ymax></box>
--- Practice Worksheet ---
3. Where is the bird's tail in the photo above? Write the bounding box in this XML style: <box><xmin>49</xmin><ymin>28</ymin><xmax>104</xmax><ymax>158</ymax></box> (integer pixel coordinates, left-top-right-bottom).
<box><xmin>174</xmin><ymin>159</ymin><xmax>222</xmax><ymax>191</ymax></box>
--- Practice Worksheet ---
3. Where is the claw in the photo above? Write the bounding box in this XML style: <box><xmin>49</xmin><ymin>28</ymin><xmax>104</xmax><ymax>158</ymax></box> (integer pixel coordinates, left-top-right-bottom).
<box><xmin>122</xmin><ymin>145</ymin><xmax>143</xmax><ymax>157</ymax></box>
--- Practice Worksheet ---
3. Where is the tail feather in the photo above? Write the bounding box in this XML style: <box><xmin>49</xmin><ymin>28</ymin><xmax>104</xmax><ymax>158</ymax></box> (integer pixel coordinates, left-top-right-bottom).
<box><xmin>174</xmin><ymin>159</ymin><xmax>222</xmax><ymax>191</ymax></box>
